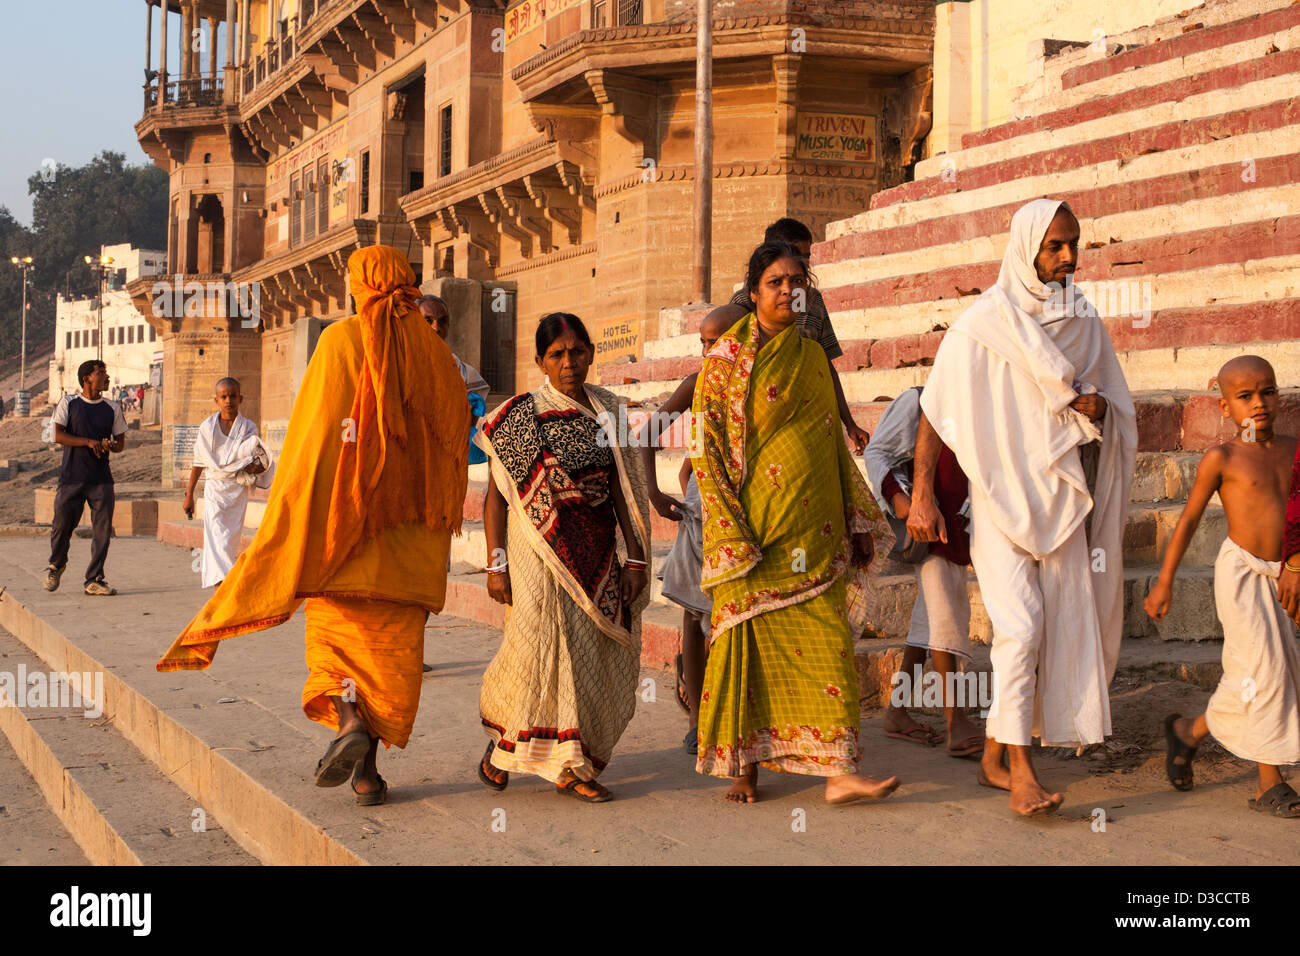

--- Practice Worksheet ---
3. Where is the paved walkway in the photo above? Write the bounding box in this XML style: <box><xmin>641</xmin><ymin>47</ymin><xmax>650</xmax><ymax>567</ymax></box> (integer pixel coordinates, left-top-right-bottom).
<box><xmin>1</xmin><ymin>536</ymin><xmax>1296</xmax><ymax>865</ymax></box>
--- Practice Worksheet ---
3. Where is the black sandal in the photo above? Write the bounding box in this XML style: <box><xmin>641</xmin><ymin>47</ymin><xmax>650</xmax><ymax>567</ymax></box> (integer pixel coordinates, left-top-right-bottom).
<box><xmin>674</xmin><ymin>653</ymin><xmax>690</xmax><ymax>714</ymax></box>
<box><xmin>314</xmin><ymin>730</ymin><xmax>371</xmax><ymax>788</ymax></box>
<box><xmin>477</xmin><ymin>742</ymin><xmax>508</xmax><ymax>792</ymax></box>
<box><xmin>1248</xmin><ymin>782</ymin><xmax>1300</xmax><ymax>818</ymax></box>
<box><xmin>1163</xmin><ymin>713</ymin><xmax>1197</xmax><ymax>791</ymax></box>
<box><xmin>352</xmin><ymin>774</ymin><xmax>387</xmax><ymax>806</ymax></box>
<box><xmin>557</xmin><ymin>772</ymin><xmax>612</xmax><ymax>803</ymax></box>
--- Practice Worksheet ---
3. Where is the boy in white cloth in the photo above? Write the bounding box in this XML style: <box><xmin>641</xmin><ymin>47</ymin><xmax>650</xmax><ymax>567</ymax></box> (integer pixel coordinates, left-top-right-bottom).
<box><xmin>1146</xmin><ymin>355</ymin><xmax>1300</xmax><ymax>817</ymax></box>
<box><xmin>864</xmin><ymin>386</ymin><xmax>984</xmax><ymax>757</ymax></box>
<box><xmin>908</xmin><ymin>199</ymin><xmax>1137</xmax><ymax>816</ymax></box>
<box><xmin>641</xmin><ymin>304</ymin><xmax>747</xmax><ymax>753</ymax></box>
<box><xmin>183</xmin><ymin>378</ymin><xmax>274</xmax><ymax>588</ymax></box>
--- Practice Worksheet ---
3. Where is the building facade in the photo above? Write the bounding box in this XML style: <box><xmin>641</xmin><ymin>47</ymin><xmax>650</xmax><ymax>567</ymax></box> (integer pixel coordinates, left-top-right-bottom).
<box><xmin>51</xmin><ymin>244</ymin><xmax>167</xmax><ymax>400</ymax></box>
<box><xmin>129</xmin><ymin>0</ymin><xmax>935</xmax><ymax>483</ymax></box>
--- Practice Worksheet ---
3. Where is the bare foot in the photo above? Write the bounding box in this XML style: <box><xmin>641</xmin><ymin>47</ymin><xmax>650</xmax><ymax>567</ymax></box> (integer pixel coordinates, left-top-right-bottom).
<box><xmin>725</xmin><ymin>766</ymin><xmax>758</xmax><ymax>804</ymax></box>
<box><xmin>825</xmin><ymin>773</ymin><xmax>901</xmax><ymax>805</ymax></box>
<box><xmin>978</xmin><ymin>749</ymin><xmax>1011</xmax><ymax>791</ymax></box>
<box><xmin>1008</xmin><ymin>770</ymin><xmax>1063</xmax><ymax>817</ymax></box>
<box><xmin>351</xmin><ymin>737</ymin><xmax>382</xmax><ymax>794</ymax></box>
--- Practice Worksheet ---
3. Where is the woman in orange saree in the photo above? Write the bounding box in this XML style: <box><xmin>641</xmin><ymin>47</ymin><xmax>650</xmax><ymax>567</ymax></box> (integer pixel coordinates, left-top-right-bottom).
<box><xmin>157</xmin><ymin>245</ymin><xmax>471</xmax><ymax>806</ymax></box>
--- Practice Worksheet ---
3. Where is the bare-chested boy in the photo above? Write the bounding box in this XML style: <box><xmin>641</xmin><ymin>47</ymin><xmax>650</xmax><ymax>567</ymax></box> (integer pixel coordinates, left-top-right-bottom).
<box><xmin>1145</xmin><ymin>355</ymin><xmax>1300</xmax><ymax>817</ymax></box>
<box><xmin>641</xmin><ymin>304</ymin><xmax>747</xmax><ymax>753</ymax></box>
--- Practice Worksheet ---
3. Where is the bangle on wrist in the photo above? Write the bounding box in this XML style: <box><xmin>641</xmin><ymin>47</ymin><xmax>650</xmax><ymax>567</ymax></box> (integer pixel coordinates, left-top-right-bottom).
<box><xmin>1285</xmin><ymin>559</ymin><xmax>1300</xmax><ymax>574</ymax></box>
<box><xmin>486</xmin><ymin>558</ymin><xmax>508</xmax><ymax>573</ymax></box>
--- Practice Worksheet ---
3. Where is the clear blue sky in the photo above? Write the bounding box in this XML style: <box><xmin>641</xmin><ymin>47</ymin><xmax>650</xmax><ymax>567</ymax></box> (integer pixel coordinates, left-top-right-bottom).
<box><xmin>0</xmin><ymin>1</ymin><xmax>157</xmax><ymax>226</ymax></box>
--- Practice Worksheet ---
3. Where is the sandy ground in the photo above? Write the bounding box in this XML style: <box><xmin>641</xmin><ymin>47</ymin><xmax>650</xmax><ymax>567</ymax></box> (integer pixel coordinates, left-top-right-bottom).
<box><xmin>0</xmin><ymin>399</ymin><xmax>162</xmax><ymax>526</ymax></box>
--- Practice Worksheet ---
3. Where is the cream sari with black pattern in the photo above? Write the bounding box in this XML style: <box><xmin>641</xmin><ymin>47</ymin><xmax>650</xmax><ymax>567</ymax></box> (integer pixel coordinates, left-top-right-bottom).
<box><xmin>475</xmin><ymin>380</ymin><xmax>652</xmax><ymax>783</ymax></box>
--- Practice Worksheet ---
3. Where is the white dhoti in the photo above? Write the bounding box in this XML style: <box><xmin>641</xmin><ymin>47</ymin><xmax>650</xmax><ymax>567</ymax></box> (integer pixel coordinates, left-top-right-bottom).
<box><xmin>971</xmin><ymin>488</ymin><xmax>1112</xmax><ymax>746</ymax></box>
<box><xmin>201</xmin><ymin>478</ymin><xmax>250</xmax><ymax>587</ymax></box>
<box><xmin>1205</xmin><ymin>537</ymin><xmax>1300</xmax><ymax>766</ymax></box>
<box><xmin>192</xmin><ymin>412</ymin><xmax>275</xmax><ymax>589</ymax></box>
<box><xmin>906</xmin><ymin>554</ymin><xmax>972</xmax><ymax>660</ymax></box>
<box><xmin>920</xmin><ymin>200</ymin><xmax>1137</xmax><ymax>751</ymax></box>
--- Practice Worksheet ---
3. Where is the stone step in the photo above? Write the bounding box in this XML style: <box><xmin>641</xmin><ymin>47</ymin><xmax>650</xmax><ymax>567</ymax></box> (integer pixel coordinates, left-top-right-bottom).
<box><xmin>844</xmin><ymin>113</ymin><xmax>1300</xmax><ymax>240</ymax></box>
<box><xmin>829</xmin><ymin>254</ymin><xmax>1300</xmax><ymax>346</ymax></box>
<box><xmin>823</xmin><ymin>212</ymin><xmax>1300</xmax><ymax>314</ymax></box>
<box><xmin>836</xmin><ymin>340</ymin><xmax>1300</xmax><ymax>403</ymax></box>
<box><xmin>1058</xmin><ymin>0</ymin><xmax>1300</xmax><ymax>95</ymax></box>
<box><xmin>0</xmin><ymin>627</ymin><xmax>256</xmax><ymax>866</ymax></box>
<box><xmin>870</xmin><ymin>76</ymin><xmax>1297</xmax><ymax>215</ymax></box>
<box><xmin>971</xmin><ymin>18</ymin><xmax>1300</xmax><ymax>153</ymax></box>
<box><xmin>625</xmin><ymin>296</ymin><xmax>1300</xmax><ymax>394</ymax></box>
<box><xmin>820</xmin><ymin>155</ymin><xmax>1300</xmax><ymax>287</ymax></box>
<box><xmin>621</xmin><ymin>255</ymin><xmax>1300</xmax><ymax>381</ymax></box>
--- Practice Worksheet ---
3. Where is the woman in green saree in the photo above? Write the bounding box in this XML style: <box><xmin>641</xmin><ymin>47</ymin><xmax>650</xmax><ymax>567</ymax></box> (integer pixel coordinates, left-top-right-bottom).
<box><xmin>693</xmin><ymin>242</ymin><xmax>900</xmax><ymax>804</ymax></box>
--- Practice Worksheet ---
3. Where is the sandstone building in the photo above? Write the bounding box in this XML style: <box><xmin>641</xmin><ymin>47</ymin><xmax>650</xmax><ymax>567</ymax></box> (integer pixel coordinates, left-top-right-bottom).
<box><xmin>130</xmin><ymin>0</ymin><xmax>935</xmax><ymax>482</ymax></box>
<box><xmin>51</xmin><ymin>244</ymin><xmax>167</xmax><ymax>399</ymax></box>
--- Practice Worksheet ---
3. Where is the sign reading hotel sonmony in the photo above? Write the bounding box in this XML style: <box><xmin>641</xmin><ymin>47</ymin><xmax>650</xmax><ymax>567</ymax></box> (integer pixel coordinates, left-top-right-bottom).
<box><xmin>505</xmin><ymin>0</ymin><xmax>582</xmax><ymax>44</ymax></box>
<box><xmin>795</xmin><ymin>113</ymin><xmax>876</xmax><ymax>164</ymax></box>
<box><xmin>594</xmin><ymin>317</ymin><xmax>641</xmax><ymax>366</ymax></box>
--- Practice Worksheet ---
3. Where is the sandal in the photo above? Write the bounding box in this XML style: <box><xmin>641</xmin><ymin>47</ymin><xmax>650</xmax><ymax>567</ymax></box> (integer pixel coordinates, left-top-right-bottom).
<box><xmin>947</xmin><ymin>734</ymin><xmax>985</xmax><ymax>758</ymax></box>
<box><xmin>557</xmin><ymin>772</ymin><xmax>612</xmax><ymax>803</ymax></box>
<box><xmin>477</xmin><ymin>741</ymin><xmax>508</xmax><ymax>792</ymax></box>
<box><xmin>884</xmin><ymin>724</ymin><xmax>942</xmax><ymax>747</ymax></box>
<box><xmin>674</xmin><ymin>653</ymin><xmax>690</xmax><ymax>714</ymax></box>
<box><xmin>684</xmin><ymin>727</ymin><xmax>698</xmax><ymax>755</ymax></box>
<box><xmin>1162</xmin><ymin>713</ymin><xmax>1197</xmax><ymax>791</ymax></box>
<box><xmin>352</xmin><ymin>774</ymin><xmax>387</xmax><ymax>806</ymax></box>
<box><xmin>1248</xmin><ymin>782</ymin><xmax>1300</xmax><ymax>818</ymax></box>
<box><xmin>313</xmin><ymin>730</ymin><xmax>371</xmax><ymax>788</ymax></box>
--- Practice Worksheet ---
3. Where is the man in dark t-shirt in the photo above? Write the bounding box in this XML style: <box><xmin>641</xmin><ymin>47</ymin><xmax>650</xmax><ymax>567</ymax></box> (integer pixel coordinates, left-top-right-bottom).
<box><xmin>44</xmin><ymin>359</ymin><xmax>127</xmax><ymax>595</ymax></box>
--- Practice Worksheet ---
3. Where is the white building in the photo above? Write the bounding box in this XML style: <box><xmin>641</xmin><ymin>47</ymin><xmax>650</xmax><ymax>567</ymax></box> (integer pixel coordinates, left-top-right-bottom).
<box><xmin>49</xmin><ymin>244</ymin><xmax>166</xmax><ymax>400</ymax></box>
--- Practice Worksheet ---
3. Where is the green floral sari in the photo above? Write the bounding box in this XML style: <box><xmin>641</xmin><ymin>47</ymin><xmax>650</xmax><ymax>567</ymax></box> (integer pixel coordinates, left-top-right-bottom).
<box><xmin>691</xmin><ymin>312</ymin><xmax>893</xmax><ymax>777</ymax></box>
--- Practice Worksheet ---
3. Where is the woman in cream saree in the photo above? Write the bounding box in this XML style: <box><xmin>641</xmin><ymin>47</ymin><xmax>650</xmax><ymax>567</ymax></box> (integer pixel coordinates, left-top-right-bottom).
<box><xmin>475</xmin><ymin>313</ymin><xmax>652</xmax><ymax>802</ymax></box>
<box><xmin>693</xmin><ymin>242</ymin><xmax>899</xmax><ymax>804</ymax></box>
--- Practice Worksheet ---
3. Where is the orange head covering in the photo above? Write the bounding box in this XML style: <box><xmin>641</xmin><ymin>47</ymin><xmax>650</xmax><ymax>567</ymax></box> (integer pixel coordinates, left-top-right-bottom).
<box><xmin>320</xmin><ymin>245</ymin><xmax>470</xmax><ymax>577</ymax></box>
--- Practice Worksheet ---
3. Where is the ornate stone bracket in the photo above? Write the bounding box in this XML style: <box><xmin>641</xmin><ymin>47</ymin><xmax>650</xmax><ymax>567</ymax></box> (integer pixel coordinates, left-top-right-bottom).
<box><xmin>583</xmin><ymin>69</ymin><xmax>657</xmax><ymax>162</ymax></box>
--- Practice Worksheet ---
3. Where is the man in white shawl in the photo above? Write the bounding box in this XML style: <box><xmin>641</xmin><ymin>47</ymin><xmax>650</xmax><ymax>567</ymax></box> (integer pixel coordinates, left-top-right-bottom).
<box><xmin>907</xmin><ymin>199</ymin><xmax>1137</xmax><ymax>816</ymax></box>
<box><xmin>183</xmin><ymin>377</ymin><xmax>275</xmax><ymax>588</ymax></box>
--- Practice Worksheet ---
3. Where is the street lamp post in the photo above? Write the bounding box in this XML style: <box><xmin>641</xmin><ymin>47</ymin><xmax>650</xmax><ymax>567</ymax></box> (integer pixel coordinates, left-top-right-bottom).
<box><xmin>10</xmin><ymin>256</ymin><xmax>33</xmax><ymax>392</ymax></box>
<box><xmin>83</xmin><ymin>253</ymin><xmax>115</xmax><ymax>362</ymax></box>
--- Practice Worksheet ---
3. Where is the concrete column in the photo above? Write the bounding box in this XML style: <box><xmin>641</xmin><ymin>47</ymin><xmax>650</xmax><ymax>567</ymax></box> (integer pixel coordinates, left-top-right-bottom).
<box><xmin>145</xmin><ymin>0</ymin><xmax>153</xmax><ymax>75</ymax></box>
<box><xmin>207</xmin><ymin>17</ymin><xmax>218</xmax><ymax>77</ymax></box>
<box><xmin>224</xmin><ymin>0</ymin><xmax>235</xmax><ymax>69</ymax></box>
<box><xmin>180</xmin><ymin>1</ymin><xmax>191</xmax><ymax>79</ymax></box>
<box><xmin>238</xmin><ymin>0</ymin><xmax>249</xmax><ymax>64</ymax></box>
<box><xmin>158</xmin><ymin>0</ymin><xmax>168</xmax><ymax>98</ymax></box>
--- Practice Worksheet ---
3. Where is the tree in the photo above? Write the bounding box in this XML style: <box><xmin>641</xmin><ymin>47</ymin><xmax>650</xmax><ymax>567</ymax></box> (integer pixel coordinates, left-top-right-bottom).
<box><xmin>0</xmin><ymin>152</ymin><xmax>167</xmax><ymax>379</ymax></box>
